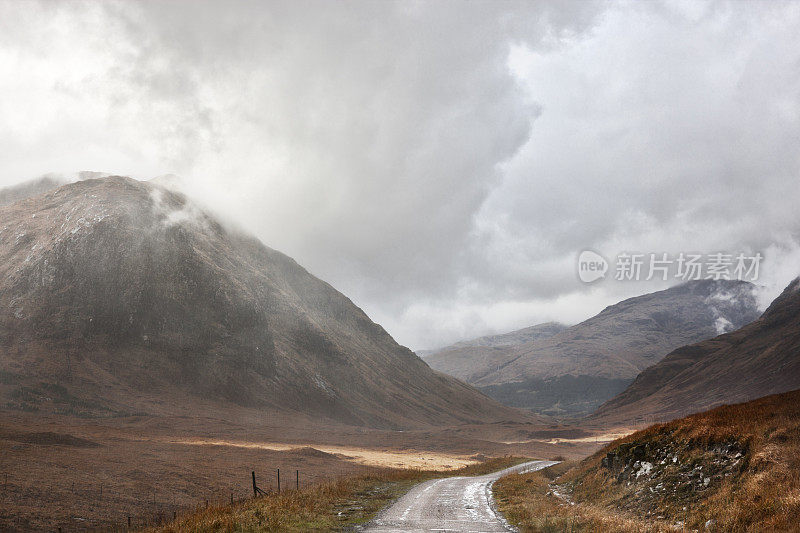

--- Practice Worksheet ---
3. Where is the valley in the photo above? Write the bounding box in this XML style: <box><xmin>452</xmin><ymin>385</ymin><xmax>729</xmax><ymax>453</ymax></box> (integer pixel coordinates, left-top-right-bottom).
<box><xmin>0</xmin><ymin>410</ymin><xmax>601</xmax><ymax>531</ymax></box>
<box><xmin>3</xmin><ymin>3</ymin><xmax>799</xmax><ymax>531</ymax></box>
<box><xmin>0</xmin><ymin>176</ymin><xmax>797</xmax><ymax>532</ymax></box>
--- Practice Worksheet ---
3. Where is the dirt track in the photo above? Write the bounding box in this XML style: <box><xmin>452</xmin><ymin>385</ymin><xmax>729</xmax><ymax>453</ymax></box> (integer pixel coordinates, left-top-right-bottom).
<box><xmin>365</xmin><ymin>460</ymin><xmax>559</xmax><ymax>532</ymax></box>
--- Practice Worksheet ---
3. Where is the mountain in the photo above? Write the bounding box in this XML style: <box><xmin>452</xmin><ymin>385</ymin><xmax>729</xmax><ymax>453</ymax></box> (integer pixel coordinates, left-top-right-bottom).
<box><xmin>434</xmin><ymin>281</ymin><xmax>760</xmax><ymax>417</ymax></box>
<box><xmin>0</xmin><ymin>175</ymin><xmax>65</xmax><ymax>207</ymax></box>
<box><xmin>421</xmin><ymin>322</ymin><xmax>567</xmax><ymax>381</ymax></box>
<box><xmin>594</xmin><ymin>278</ymin><xmax>800</xmax><ymax>425</ymax></box>
<box><xmin>0</xmin><ymin>176</ymin><xmax>528</xmax><ymax>429</ymax></box>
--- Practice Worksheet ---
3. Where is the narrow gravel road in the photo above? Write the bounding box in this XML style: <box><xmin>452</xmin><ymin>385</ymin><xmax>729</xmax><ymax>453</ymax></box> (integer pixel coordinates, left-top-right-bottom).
<box><xmin>364</xmin><ymin>460</ymin><xmax>559</xmax><ymax>532</ymax></box>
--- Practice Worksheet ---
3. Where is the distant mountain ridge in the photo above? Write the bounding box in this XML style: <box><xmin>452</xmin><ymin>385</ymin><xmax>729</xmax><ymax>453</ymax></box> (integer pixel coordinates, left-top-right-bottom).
<box><xmin>427</xmin><ymin>281</ymin><xmax>761</xmax><ymax>417</ymax></box>
<box><xmin>0</xmin><ymin>172</ymin><xmax>112</xmax><ymax>207</ymax></box>
<box><xmin>0</xmin><ymin>176</ymin><xmax>529</xmax><ymax>429</ymax></box>
<box><xmin>0</xmin><ymin>175</ymin><xmax>65</xmax><ymax>207</ymax></box>
<box><xmin>450</xmin><ymin>322</ymin><xmax>567</xmax><ymax>349</ymax></box>
<box><xmin>420</xmin><ymin>322</ymin><xmax>567</xmax><ymax>380</ymax></box>
<box><xmin>594</xmin><ymin>277</ymin><xmax>800</xmax><ymax>424</ymax></box>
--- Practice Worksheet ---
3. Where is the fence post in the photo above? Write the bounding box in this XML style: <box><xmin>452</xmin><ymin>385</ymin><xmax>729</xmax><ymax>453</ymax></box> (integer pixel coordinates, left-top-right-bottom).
<box><xmin>296</xmin><ymin>469</ymin><xmax>299</xmax><ymax>490</ymax></box>
<box><xmin>252</xmin><ymin>471</ymin><xmax>257</xmax><ymax>498</ymax></box>
<box><xmin>127</xmin><ymin>516</ymin><xmax>131</xmax><ymax>528</ymax></box>
<box><xmin>277</xmin><ymin>468</ymin><xmax>280</xmax><ymax>494</ymax></box>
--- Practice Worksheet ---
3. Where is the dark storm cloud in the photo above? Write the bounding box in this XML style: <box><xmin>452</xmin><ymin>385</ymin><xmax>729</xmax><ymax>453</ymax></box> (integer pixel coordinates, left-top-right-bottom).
<box><xmin>1</xmin><ymin>0</ymin><xmax>799</xmax><ymax>349</ymax></box>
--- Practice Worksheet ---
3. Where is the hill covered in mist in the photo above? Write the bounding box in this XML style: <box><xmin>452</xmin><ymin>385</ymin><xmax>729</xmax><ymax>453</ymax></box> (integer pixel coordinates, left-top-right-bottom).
<box><xmin>0</xmin><ymin>176</ymin><xmax>527</xmax><ymax>429</ymax></box>
<box><xmin>429</xmin><ymin>281</ymin><xmax>761</xmax><ymax>417</ymax></box>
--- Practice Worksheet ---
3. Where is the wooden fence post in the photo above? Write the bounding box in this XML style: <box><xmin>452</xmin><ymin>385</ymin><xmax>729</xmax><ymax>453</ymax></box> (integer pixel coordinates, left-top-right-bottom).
<box><xmin>252</xmin><ymin>471</ymin><xmax>257</xmax><ymax>498</ymax></box>
<box><xmin>296</xmin><ymin>470</ymin><xmax>299</xmax><ymax>490</ymax></box>
<box><xmin>277</xmin><ymin>468</ymin><xmax>280</xmax><ymax>494</ymax></box>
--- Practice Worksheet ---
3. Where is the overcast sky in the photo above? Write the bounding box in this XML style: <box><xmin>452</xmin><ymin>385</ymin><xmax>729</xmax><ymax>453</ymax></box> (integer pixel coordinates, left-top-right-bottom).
<box><xmin>2</xmin><ymin>0</ymin><xmax>800</xmax><ymax>350</ymax></box>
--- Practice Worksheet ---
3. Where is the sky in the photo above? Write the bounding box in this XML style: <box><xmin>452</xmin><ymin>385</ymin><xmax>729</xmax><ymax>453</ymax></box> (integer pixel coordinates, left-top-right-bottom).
<box><xmin>1</xmin><ymin>0</ymin><xmax>800</xmax><ymax>350</ymax></box>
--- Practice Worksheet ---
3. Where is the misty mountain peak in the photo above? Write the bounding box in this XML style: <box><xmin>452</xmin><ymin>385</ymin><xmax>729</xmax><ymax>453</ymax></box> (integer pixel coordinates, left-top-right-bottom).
<box><xmin>426</xmin><ymin>279</ymin><xmax>761</xmax><ymax>417</ymax></box>
<box><xmin>0</xmin><ymin>176</ymin><xmax>524</xmax><ymax>428</ymax></box>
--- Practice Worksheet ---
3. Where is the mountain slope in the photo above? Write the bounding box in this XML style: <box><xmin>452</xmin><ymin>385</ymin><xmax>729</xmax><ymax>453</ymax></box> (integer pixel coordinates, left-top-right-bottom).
<box><xmin>422</xmin><ymin>322</ymin><xmax>566</xmax><ymax>381</ymax></box>
<box><xmin>0</xmin><ymin>172</ymin><xmax>112</xmax><ymax>207</ymax></box>
<box><xmin>0</xmin><ymin>176</ymin><xmax>527</xmax><ymax>429</ymax></box>
<box><xmin>594</xmin><ymin>278</ymin><xmax>800</xmax><ymax>424</ymax></box>
<box><xmin>0</xmin><ymin>175</ymin><xmax>65</xmax><ymax>207</ymax></box>
<box><xmin>443</xmin><ymin>282</ymin><xmax>760</xmax><ymax>417</ymax></box>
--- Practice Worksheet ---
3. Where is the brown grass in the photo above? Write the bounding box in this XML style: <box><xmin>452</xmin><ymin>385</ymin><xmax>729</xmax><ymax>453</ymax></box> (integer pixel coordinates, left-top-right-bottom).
<box><xmin>149</xmin><ymin>456</ymin><xmax>528</xmax><ymax>532</ymax></box>
<box><xmin>0</xmin><ymin>405</ymin><xmax>590</xmax><ymax>531</ymax></box>
<box><xmin>494</xmin><ymin>390</ymin><xmax>800</xmax><ymax>532</ymax></box>
<box><xmin>493</xmin><ymin>462</ymin><xmax>666</xmax><ymax>532</ymax></box>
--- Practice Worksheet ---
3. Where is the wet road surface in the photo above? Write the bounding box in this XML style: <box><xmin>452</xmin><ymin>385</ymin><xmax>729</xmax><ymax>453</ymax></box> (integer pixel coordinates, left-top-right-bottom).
<box><xmin>364</xmin><ymin>460</ymin><xmax>559</xmax><ymax>532</ymax></box>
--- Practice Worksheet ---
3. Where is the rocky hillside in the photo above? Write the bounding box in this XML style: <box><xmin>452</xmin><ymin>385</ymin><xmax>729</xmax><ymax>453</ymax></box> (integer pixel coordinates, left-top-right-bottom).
<box><xmin>594</xmin><ymin>278</ymin><xmax>800</xmax><ymax>425</ymax></box>
<box><xmin>0</xmin><ymin>176</ymin><xmax>528</xmax><ymax>429</ymax></box>
<box><xmin>562</xmin><ymin>390</ymin><xmax>800</xmax><ymax>531</ymax></box>
<box><xmin>421</xmin><ymin>322</ymin><xmax>566</xmax><ymax>381</ymax></box>
<box><xmin>445</xmin><ymin>281</ymin><xmax>760</xmax><ymax>417</ymax></box>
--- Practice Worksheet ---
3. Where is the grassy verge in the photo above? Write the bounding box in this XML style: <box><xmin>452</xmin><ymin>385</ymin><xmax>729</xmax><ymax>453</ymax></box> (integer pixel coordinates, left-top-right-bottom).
<box><xmin>566</xmin><ymin>390</ymin><xmax>800</xmax><ymax>531</ymax></box>
<box><xmin>150</xmin><ymin>456</ymin><xmax>528</xmax><ymax>532</ymax></box>
<box><xmin>492</xmin><ymin>462</ymin><xmax>662</xmax><ymax>532</ymax></box>
<box><xmin>494</xmin><ymin>390</ymin><xmax>800</xmax><ymax>532</ymax></box>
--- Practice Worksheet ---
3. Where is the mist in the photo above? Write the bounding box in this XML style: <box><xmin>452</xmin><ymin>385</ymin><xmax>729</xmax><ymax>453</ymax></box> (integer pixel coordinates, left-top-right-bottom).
<box><xmin>2</xmin><ymin>0</ymin><xmax>799</xmax><ymax>350</ymax></box>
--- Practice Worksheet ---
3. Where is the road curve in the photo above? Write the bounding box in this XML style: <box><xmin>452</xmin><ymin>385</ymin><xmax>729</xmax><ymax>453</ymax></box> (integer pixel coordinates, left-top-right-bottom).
<box><xmin>363</xmin><ymin>460</ymin><xmax>559</xmax><ymax>532</ymax></box>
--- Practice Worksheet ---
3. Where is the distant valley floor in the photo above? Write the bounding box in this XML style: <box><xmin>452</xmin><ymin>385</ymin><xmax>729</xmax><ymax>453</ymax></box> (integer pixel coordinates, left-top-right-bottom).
<box><xmin>0</xmin><ymin>409</ymin><xmax>605</xmax><ymax>531</ymax></box>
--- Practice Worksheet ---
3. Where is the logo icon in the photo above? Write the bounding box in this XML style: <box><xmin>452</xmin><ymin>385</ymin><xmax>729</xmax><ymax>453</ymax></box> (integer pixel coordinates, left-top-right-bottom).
<box><xmin>578</xmin><ymin>250</ymin><xmax>608</xmax><ymax>283</ymax></box>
